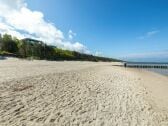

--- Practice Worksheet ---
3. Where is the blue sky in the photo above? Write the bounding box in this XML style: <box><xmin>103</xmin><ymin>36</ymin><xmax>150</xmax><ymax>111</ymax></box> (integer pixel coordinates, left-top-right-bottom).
<box><xmin>0</xmin><ymin>0</ymin><xmax>168</xmax><ymax>61</ymax></box>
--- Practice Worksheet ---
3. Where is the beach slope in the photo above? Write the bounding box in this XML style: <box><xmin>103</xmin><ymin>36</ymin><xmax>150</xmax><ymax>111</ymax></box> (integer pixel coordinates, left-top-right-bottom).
<box><xmin>0</xmin><ymin>58</ymin><xmax>168</xmax><ymax>126</ymax></box>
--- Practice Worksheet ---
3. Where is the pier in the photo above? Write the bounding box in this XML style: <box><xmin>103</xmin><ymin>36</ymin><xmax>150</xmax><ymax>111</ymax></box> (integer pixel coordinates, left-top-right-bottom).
<box><xmin>124</xmin><ymin>62</ymin><xmax>168</xmax><ymax>69</ymax></box>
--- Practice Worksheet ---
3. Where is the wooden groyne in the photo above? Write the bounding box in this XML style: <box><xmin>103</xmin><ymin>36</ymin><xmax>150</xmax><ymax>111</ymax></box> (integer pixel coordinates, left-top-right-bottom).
<box><xmin>124</xmin><ymin>63</ymin><xmax>168</xmax><ymax>69</ymax></box>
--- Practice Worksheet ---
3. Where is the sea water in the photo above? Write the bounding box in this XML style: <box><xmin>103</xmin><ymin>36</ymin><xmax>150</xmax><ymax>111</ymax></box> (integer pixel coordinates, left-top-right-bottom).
<box><xmin>126</xmin><ymin>62</ymin><xmax>168</xmax><ymax>76</ymax></box>
<box><xmin>146</xmin><ymin>68</ymin><xmax>168</xmax><ymax>76</ymax></box>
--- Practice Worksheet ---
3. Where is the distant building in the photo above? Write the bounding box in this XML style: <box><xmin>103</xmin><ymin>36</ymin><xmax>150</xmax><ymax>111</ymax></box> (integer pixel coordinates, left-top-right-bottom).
<box><xmin>22</xmin><ymin>38</ymin><xmax>43</xmax><ymax>44</ymax></box>
<box><xmin>21</xmin><ymin>38</ymin><xmax>57</xmax><ymax>48</ymax></box>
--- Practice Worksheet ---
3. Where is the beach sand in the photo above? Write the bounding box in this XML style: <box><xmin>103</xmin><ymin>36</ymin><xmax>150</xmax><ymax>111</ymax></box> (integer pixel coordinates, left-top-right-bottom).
<box><xmin>0</xmin><ymin>58</ymin><xmax>168</xmax><ymax>126</ymax></box>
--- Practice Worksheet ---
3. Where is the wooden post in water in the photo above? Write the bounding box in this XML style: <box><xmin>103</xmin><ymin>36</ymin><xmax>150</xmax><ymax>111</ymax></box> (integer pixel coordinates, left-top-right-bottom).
<box><xmin>124</xmin><ymin>63</ymin><xmax>127</xmax><ymax>68</ymax></box>
<box><xmin>124</xmin><ymin>63</ymin><xmax>168</xmax><ymax>69</ymax></box>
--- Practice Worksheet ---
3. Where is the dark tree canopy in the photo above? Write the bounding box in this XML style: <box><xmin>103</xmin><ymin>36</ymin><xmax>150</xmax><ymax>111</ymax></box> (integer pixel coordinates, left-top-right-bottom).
<box><xmin>0</xmin><ymin>33</ymin><xmax>121</xmax><ymax>62</ymax></box>
<box><xmin>1</xmin><ymin>34</ymin><xmax>18</xmax><ymax>53</ymax></box>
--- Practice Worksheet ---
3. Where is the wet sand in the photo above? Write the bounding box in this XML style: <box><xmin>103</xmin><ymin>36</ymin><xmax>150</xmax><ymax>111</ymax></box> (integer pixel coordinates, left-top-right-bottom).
<box><xmin>0</xmin><ymin>58</ymin><xmax>168</xmax><ymax>126</ymax></box>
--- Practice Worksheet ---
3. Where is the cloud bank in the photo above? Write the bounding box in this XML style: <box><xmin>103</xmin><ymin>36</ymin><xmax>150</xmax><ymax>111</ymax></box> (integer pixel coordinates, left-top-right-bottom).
<box><xmin>122</xmin><ymin>50</ymin><xmax>168</xmax><ymax>62</ymax></box>
<box><xmin>0</xmin><ymin>0</ymin><xmax>90</xmax><ymax>53</ymax></box>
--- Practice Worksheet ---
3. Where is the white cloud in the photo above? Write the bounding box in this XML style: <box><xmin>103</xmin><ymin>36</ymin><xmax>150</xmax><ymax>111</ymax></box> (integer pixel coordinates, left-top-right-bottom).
<box><xmin>147</xmin><ymin>30</ymin><xmax>160</xmax><ymax>37</ymax></box>
<box><xmin>0</xmin><ymin>0</ymin><xmax>89</xmax><ymax>53</ymax></box>
<box><xmin>137</xmin><ymin>30</ymin><xmax>160</xmax><ymax>40</ymax></box>
<box><xmin>68</xmin><ymin>30</ymin><xmax>76</xmax><ymax>40</ymax></box>
<box><xmin>95</xmin><ymin>51</ymin><xmax>103</xmax><ymax>56</ymax></box>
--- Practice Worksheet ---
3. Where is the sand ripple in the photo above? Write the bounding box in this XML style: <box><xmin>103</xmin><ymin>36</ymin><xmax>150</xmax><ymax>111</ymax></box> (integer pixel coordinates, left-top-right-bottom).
<box><xmin>0</xmin><ymin>60</ymin><xmax>168</xmax><ymax>126</ymax></box>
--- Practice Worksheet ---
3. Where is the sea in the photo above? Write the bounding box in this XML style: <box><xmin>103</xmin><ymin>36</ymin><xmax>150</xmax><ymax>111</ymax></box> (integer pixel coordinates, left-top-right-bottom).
<box><xmin>125</xmin><ymin>62</ymin><xmax>168</xmax><ymax>76</ymax></box>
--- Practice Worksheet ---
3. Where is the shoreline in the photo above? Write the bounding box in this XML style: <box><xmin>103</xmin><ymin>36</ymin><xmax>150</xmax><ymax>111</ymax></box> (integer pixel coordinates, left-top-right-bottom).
<box><xmin>129</xmin><ymin>67</ymin><xmax>168</xmax><ymax>77</ymax></box>
<box><xmin>126</xmin><ymin>67</ymin><xmax>168</xmax><ymax>110</ymax></box>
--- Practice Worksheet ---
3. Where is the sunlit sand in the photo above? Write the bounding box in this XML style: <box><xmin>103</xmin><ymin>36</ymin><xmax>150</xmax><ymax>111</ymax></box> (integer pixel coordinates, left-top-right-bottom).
<box><xmin>0</xmin><ymin>58</ymin><xmax>168</xmax><ymax>125</ymax></box>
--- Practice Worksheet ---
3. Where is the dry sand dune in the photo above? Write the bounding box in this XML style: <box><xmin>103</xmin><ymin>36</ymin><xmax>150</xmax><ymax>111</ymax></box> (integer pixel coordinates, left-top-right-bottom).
<box><xmin>0</xmin><ymin>58</ymin><xmax>168</xmax><ymax>126</ymax></box>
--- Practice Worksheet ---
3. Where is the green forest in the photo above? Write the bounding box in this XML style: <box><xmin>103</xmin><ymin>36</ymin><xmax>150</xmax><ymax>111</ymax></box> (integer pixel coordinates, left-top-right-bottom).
<box><xmin>0</xmin><ymin>34</ymin><xmax>120</xmax><ymax>62</ymax></box>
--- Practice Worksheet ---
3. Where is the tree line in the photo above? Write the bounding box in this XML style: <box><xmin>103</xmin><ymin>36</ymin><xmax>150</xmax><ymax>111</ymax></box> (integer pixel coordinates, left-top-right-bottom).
<box><xmin>0</xmin><ymin>33</ymin><xmax>121</xmax><ymax>62</ymax></box>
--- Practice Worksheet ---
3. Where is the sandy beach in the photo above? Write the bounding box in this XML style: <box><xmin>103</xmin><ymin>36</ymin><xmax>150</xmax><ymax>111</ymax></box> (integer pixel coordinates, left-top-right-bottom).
<box><xmin>0</xmin><ymin>58</ymin><xmax>168</xmax><ymax>126</ymax></box>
